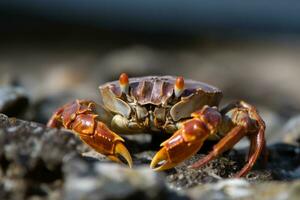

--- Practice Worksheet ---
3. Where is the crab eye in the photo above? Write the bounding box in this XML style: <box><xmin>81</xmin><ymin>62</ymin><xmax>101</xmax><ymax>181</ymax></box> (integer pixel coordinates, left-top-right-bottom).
<box><xmin>119</xmin><ymin>73</ymin><xmax>129</xmax><ymax>94</ymax></box>
<box><xmin>174</xmin><ymin>76</ymin><xmax>184</xmax><ymax>97</ymax></box>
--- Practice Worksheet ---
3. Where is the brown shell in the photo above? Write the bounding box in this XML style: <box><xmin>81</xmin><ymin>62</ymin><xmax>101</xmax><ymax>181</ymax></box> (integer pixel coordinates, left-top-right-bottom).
<box><xmin>99</xmin><ymin>76</ymin><xmax>221</xmax><ymax>106</ymax></box>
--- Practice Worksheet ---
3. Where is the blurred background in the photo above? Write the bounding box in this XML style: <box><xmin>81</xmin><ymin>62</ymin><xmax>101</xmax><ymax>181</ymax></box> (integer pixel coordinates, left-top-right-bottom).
<box><xmin>1</xmin><ymin>0</ymin><xmax>300</xmax><ymax>144</ymax></box>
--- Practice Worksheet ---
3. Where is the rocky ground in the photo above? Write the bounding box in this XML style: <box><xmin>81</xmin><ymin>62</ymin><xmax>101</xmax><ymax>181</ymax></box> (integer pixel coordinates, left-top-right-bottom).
<box><xmin>1</xmin><ymin>84</ymin><xmax>300</xmax><ymax>200</ymax></box>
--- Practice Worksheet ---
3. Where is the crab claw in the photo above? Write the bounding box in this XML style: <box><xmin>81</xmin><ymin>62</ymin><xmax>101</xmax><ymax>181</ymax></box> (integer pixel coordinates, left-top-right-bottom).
<box><xmin>78</xmin><ymin>120</ymin><xmax>133</xmax><ymax>168</ymax></box>
<box><xmin>150</xmin><ymin>147</ymin><xmax>173</xmax><ymax>171</ymax></box>
<box><xmin>107</xmin><ymin>141</ymin><xmax>133</xmax><ymax>168</ymax></box>
<box><xmin>70</xmin><ymin>113</ymin><xmax>133</xmax><ymax>168</ymax></box>
<box><xmin>150</xmin><ymin>118</ymin><xmax>210</xmax><ymax>171</ymax></box>
<box><xmin>47</xmin><ymin>99</ymin><xmax>133</xmax><ymax>168</ymax></box>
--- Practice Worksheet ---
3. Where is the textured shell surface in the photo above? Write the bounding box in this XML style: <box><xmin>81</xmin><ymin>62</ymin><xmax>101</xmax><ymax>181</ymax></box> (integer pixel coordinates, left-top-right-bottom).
<box><xmin>99</xmin><ymin>76</ymin><xmax>222</xmax><ymax>106</ymax></box>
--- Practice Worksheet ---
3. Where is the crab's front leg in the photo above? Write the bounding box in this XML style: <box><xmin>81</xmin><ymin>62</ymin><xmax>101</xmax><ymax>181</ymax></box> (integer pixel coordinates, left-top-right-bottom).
<box><xmin>150</xmin><ymin>105</ymin><xmax>222</xmax><ymax>171</ymax></box>
<box><xmin>47</xmin><ymin>99</ymin><xmax>133</xmax><ymax>167</ymax></box>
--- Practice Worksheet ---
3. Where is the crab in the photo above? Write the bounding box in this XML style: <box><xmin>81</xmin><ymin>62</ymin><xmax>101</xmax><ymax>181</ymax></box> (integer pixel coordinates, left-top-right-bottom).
<box><xmin>47</xmin><ymin>73</ymin><xmax>266</xmax><ymax>177</ymax></box>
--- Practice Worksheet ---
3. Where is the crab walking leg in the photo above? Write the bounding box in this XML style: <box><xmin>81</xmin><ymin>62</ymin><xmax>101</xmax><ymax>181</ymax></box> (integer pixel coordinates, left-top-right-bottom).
<box><xmin>192</xmin><ymin>101</ymin><xmax>266</xmax><ymax>177</ymax></box>
<box><xmin>236</xmin><ymin>126</ymin><xmax>265</xmax><ymax>177</ymax></box>
<box><xmin>150</xmin><ymin>106</ymin><xmax>222</xmax><ymax>171</ymax></box>
<box><xmin>235</xmin><ymin>101</ymin><xmax>266</xmax><ymax>177</ymax></box>
<box><xmin>47</xmin><ymin>99</ymin><xmax>132</xmax><ymax>168</ymax></box>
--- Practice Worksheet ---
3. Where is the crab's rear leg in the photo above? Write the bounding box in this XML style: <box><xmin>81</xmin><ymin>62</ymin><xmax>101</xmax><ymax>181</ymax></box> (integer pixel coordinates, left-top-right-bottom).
<box><xmin>47</xmin><ymin>99</ymin><xmax>133</xmax><ymax>168</ymax></box>
<box><xmin>191</xmin><ymin>101</ymin><xmax>266</xmax><ymax>177</ymax></box>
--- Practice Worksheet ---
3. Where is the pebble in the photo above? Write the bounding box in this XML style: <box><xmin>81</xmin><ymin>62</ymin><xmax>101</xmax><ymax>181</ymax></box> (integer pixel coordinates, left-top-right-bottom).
<box><xmin>186</xmin><ymin>179</ymin><xmax>300</xmax><ymax>200</ymax></box>
<box><xmin>0</xmin><ymin>86</ymin><xmax>29</xmax><ymax>117</ymax></box>
<box><xmin>281</xmin><ymin>115</ymin><xmax>300</xmax><ymax>146</ymax></box>
<box><xmin>63</xmin><ymin>160</ymin><xmax>169</xmax><ymax>200</ymax></box>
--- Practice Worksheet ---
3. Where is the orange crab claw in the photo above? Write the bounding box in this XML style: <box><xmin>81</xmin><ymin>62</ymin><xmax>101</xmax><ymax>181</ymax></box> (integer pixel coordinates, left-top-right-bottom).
<box><xmin>72</xmin><ymin>114</ymin><xmax>133</xmax><ymax>168</ymax></box>
<box><xmin>107</xmin><ymin>141</ymin><xmax>133</xmax><ymax>168</ymax></box>
<box><xmin>150</xmin><ymin>117</ymin><xmax>211</xmax><ymax>171</ymax></box>
<box><xmin>47</xmin><ymin>99</ymin><xmax>133</xmax><ymax>168</ymax></box>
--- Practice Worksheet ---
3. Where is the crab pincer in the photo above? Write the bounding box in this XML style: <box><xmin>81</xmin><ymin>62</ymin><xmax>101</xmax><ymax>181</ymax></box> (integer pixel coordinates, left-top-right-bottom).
<box><xmin>47</xmin><ymin>99</ymin><xmax>133</xmax><ymax>168</ymax></box>
<box><xmin>150</xmin><ymin>106</ymin><xmax>221</xmax><ymax>171</ymax></box>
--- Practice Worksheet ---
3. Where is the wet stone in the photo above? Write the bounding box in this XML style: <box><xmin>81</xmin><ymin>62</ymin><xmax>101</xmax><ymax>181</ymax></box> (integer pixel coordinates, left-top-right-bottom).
<box><xmin>0</xmin><ymin>86</ymin><xmax>29</xmax><ymax>117</ymax></box>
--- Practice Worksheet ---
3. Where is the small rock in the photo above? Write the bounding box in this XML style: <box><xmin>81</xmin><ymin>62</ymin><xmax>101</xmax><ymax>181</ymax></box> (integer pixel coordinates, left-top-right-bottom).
<box><xmin>266</xmin><ymin>143</ymin><xmax>300</xmax><ymax>180</ymax></box>
<box><xmin>186</xmin><ymin>179</ymin><xmax>251</xmax><ymax>200</ymax></box>
<box><xmin>281</xmin><ymin>115</ymin><xmax>300</xmax><ymax>146</ymax></box>
<box><xmin>0</xmin><ymin>86</ymin><xmax>29</xmax><ymax>117</ymax></box>
<box><xmin>63</xmin><ymin>158</ymin><xmax>169</xmax><ymax>200</ymax></box>
<box><xmin>244</xmin><ymin>170</ymin><xmax>273</xmax><ymax>183</ymax></box>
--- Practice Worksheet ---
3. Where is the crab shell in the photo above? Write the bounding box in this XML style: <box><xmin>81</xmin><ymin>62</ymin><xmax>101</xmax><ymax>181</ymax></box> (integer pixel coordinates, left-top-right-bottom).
<box><xmin>99</xmin><ymin>76</ymin><xmax>222</xmax><ymax>133</ymax></box>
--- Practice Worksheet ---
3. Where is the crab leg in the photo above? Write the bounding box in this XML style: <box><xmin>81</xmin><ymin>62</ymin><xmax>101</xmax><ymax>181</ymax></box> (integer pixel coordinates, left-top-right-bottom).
<box><xmin>191</xmin><ymin>101</ymin><xmax>266</xmax><ymax>177</ymax></box>
<box><xmin>150</xmin><ymin>106</ymin><xmax>222</xmax><ymax>171</ymax></box>
<box><xmin>237</xmin><ymin>120</ymin><xmax>266</xmax><ymax>177</ymax></box>
<box><xmin>47</xmin><ymin>99</ymin><xmax>132</xmax><ymax>168</ymax></box>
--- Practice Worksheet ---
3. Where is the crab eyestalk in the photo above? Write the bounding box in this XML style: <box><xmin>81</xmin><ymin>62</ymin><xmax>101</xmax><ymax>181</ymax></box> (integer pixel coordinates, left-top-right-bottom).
<box><xmin>119</xmin><ymin>73</ymin><xmax>129</xmax><ymax>94</ymax></box>
<box><xmin>174</xmin><ymin>76</ymin><xmax>184</xmax><ymax>97</ymax></box>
